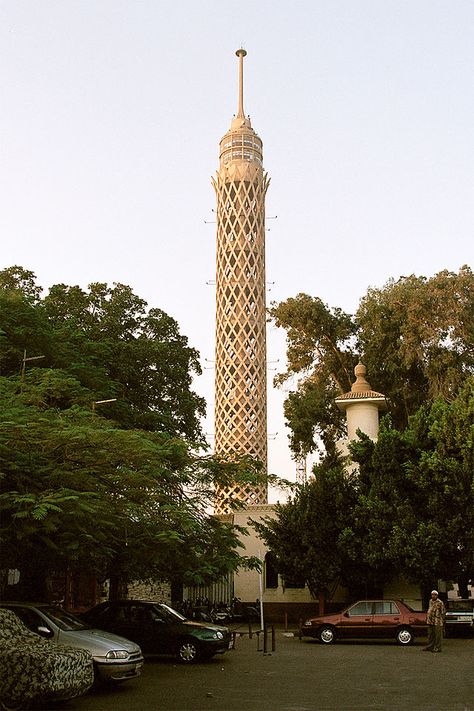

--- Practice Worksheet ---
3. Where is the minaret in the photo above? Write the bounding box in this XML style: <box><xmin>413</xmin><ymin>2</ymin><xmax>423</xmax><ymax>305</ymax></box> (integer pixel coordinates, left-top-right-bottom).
<box><xmin>212</xmin><ymin>49</ymin><xmax>270</xmax><ymax>515</ymax></box>
<box><xmin>335</xmin><ymin>362</ymin><xmax>387</xmax><ymax>456</ymax></box>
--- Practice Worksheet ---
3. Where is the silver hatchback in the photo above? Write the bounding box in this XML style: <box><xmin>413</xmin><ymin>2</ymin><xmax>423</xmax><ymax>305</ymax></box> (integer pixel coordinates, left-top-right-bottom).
<box><xmin>0</xmin><ymin>602</ymin><xmax>144</xmax><ymax>684</ymax></box>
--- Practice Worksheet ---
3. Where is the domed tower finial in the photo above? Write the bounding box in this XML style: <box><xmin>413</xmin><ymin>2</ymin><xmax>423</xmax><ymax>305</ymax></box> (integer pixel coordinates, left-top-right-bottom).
<box><xmin>351</xmin><ymin>362</ymin><xmax>371</xmax><ymax>393</ymax></box>
<box><xmin>236</xmin><ymin>48</ymin><xmax>247</xmax><ymax>119</ymax></box>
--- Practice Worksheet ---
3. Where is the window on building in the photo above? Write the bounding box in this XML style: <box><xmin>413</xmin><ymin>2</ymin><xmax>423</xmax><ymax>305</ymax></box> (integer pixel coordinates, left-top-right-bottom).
<box><xmin>264</xmin><ymin>552</ymin><xmax>278</xmax><ymax>589</ymax></box>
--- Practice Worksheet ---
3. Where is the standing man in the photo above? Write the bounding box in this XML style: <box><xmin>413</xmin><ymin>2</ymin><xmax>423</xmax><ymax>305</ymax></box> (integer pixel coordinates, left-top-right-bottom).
<box><xmin>423</xmin><ymin>590</ymin><xmax>446</xmax><ymax>653</ymax></box>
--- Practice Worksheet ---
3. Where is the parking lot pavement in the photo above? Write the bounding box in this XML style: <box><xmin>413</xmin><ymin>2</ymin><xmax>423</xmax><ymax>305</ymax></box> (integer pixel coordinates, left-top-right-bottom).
<box><xmin>71</xmin><ymin>628</ymin><xmax>473</xmax><ymax>711</ymax></box>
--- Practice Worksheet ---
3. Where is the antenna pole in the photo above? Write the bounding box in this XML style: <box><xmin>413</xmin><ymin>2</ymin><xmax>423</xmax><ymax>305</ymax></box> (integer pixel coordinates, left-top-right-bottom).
<box><xmin>236</xmin><ymin>48</ymin><xmax>247</xmax><ymax>118</ymax></box>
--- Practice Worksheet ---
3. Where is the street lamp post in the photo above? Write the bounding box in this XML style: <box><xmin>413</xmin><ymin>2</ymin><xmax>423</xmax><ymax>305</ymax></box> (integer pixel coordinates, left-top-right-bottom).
<box><xmin>91</xmin><ymin>398</ymin><xmax>117</xmax><ymax>414</ymax></box>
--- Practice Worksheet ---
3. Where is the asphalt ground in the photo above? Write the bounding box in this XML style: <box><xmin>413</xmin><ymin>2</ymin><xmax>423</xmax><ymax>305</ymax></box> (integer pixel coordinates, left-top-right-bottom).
<box><xmin>66</xmin><ymin>627</ymin><xmax>473</xmax><ymax>711</ymax></box>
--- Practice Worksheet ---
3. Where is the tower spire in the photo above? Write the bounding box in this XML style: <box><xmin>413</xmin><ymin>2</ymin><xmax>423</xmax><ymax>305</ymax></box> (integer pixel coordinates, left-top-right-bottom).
<box><xmin>236</xmin><ymin>48</ymin><xmax>247</xmax><ymax>119</ymax></box>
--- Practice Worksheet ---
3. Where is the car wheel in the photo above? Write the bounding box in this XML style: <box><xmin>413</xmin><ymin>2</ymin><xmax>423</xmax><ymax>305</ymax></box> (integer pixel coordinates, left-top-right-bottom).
<box><xmin>319</xmin><ymin>626</ymin><xmax>336</xmax><ymax>644</ymax></box>
<box><xmin>396</xmin><ymin>627</ymin><xmax>413</xmax><ymax>645</ymax></box>
<box><xmin>177</xmin><ymin>638</ymin><xmax>200</xmax><ymax>663</ymax></box>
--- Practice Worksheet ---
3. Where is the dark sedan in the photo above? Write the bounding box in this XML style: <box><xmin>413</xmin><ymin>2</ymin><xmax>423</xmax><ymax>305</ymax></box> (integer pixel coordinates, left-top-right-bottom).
<box><xmin>82</xmin><ymin>600</ymin><xmax>231</xmax><ymax>663</ymax></box>
<box><xmin>302</xmin><ymin>599</ymin><xmax>427</xmax><ymax>645</ymax></box>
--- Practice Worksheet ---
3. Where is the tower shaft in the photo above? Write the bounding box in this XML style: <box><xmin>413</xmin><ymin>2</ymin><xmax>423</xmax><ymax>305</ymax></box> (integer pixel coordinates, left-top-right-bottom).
<box><xmin>212</xmin><ymin>50</ymin><xmax>270</xmax><ymax>515</ymax></box>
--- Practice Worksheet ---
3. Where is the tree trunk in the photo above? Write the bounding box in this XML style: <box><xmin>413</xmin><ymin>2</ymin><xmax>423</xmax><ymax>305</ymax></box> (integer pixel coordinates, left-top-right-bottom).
<box><xmin>319</xmin><ymin>591</ymin><xmax>325</xmax><ymax>615</ymax></box>
<box><xmin>457</xmin><ymin>572</ymin><xmax>470</xmax><ymax>600</ymax></box>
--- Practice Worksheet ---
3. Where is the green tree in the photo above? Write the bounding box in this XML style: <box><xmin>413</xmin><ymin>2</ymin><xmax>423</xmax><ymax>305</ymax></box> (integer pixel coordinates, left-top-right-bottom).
<box><xmin>0</xmin><ymin>267</ymin><xmax>265</xmax><ymax>599</ymax></box>
<box><xmin>269</xmin><ymin>294</ymin><xmax>356</xmax><ymax>457</ymax></box>
<box><xmin>356</xmin><ymin>266</ymin><xmax>474</xmax><ymax>428</ymax></box>
<box><xmin>256</xmin><ymin>380</ymin><xmax>474</xmax><ymax>601</ymax></box>
<box><xmin>0</xmin><ymin>268</ymin><xmax>206</xmax><ymax>440</ymax></box>
<box><xmin>350</xmin><ymin>380</ymin><xmax>474</xmax><ymax>597</ymax></box>
<box><xmin>255</xmin><ymin>454</ymin><xmax>396</xmax><ymax>603</ymax></box>
<box><xmin>270</xmin><ymin>266</ymin><xmax>474</xmax><ymax>456</ymax></box>
<box><xmin>0</xmin><ymin>266</ymin><xmax>42</xmax><ymax>302</ymax></box>
<box><xmin>0</xmin><ymin>374</ymin><xmax>262</xmax><ymax>599</ymax></box>
<box><xmin>254</xmin><ymin>453</ymin><xmax>358</xmax><ymax>601</ymax></box>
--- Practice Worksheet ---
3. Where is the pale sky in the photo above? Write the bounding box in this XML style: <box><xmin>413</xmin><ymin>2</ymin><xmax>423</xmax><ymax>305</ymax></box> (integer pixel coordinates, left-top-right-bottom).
<box><xmin>1</xmin><ymin>1</ymin><xmax>473</xmax><ymax>497</ymax></box>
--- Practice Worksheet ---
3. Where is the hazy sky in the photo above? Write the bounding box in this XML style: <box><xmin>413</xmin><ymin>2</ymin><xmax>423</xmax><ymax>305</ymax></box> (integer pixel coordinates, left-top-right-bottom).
<box><xmin>1</xmin><ymin>1</ymin><xmax>473</xmax><ymax>495</ymax></box>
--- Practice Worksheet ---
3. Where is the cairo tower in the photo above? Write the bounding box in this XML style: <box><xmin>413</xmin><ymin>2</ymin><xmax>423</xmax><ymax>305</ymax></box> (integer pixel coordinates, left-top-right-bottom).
<box><xmin>212</xmin><ymin>49</ymin><xmax>270</xmax><ymax>515</ymax></box>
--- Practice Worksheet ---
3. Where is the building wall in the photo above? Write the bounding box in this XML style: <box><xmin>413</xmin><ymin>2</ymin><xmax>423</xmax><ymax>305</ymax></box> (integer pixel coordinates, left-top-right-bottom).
<box><xmin>126</xmin><ymin>579</ymin><xmax>172</xmax><ymax>603</ymax></box>
<box><xmin>346</xmin><ymin>401</ymin><xmax>381</xmax><ymax>441</ymax></box>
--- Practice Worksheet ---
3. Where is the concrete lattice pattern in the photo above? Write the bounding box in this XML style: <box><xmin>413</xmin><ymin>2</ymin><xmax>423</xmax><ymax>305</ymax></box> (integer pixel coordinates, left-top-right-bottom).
<box><xmin>212</xmin><ymin>50</ymin><xmax>269</xmax><ymax>515</ymax></box>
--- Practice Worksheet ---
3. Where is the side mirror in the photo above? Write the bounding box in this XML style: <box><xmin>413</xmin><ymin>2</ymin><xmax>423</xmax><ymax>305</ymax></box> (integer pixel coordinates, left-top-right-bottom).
<box><xmin>343</xmin><ymin>612</ymin><xmax>349</xmax><ymax>618</ymax></box>
<box><xmin>37</xmin><ymin>625</ymin><xmax>54</xmax><ymax>639</ymax></box>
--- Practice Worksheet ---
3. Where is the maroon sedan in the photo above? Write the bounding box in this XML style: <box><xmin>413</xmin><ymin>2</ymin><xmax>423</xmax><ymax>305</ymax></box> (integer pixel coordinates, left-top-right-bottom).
<box><xmin>302</xmin><ymin>599</ymin><xmax>427</xmax><ymax>645</ymax></box>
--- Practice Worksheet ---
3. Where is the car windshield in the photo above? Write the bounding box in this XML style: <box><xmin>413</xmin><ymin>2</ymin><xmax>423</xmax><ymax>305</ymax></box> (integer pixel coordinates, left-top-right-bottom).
<box><xmin>156</xmin><ymin>604</ymin><xmax>187</xmax><ymax>622</ymax></box>
<box><xmin>43</xmin><ymin>607</ymin><xmax>90</xmax><ymax>631</ymax></box>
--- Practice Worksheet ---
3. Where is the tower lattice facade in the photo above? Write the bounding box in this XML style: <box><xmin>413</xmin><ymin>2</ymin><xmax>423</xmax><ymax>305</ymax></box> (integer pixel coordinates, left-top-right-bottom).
<box><xmin>212</xmin><ymin>49</ymin><xmax>270</xmax><ymax>515</ymax></box>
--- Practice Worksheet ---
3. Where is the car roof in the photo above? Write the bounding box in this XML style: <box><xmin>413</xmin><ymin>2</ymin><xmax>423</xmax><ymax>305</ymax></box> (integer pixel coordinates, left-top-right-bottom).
<box><xmin>349</xmin><ymin>599</ymin><xmax>403</xmax><ymax>604</ymax></box>
<box><xmin>0</xmin><ymin>601</ymin><xmax>52</xmax><ymax>607</ymax></box>
<box><xmin>106</xmin><ymin>599</ymin><xmax>163</xmax><ymax>605</ymax></box>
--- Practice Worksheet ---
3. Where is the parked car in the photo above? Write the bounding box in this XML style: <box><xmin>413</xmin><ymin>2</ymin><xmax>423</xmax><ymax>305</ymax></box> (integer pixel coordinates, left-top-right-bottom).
<box><xmin>302</xmin><ymin>599</ymin><xmax>427</xmax><ymax>645</ymax></box>
<box><xmin>0</xmin><ymin>607</ymin><xmax>93</xmax><ymax>710</ymax></box>
<box><xmin>444</xmin><ymin>599</ymin><xmax>474</xmax><ymax>636</ymax></box>
<box><xmin>0</xmin><ymin>602</ymin><xmax>144</xmax><ymax>684</ymax></box>
<box><xmin>82</xmin><ymin>600</ymin><xmax>231</xmax><ymax>663</ymax></box>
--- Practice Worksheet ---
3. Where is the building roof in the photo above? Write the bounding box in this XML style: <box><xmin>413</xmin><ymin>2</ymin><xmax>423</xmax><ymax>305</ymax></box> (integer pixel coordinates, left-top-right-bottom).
<box><xmin>335</xmin><ymin>362</ymin><xmax>387</xmax><ymax>410</ymax></box>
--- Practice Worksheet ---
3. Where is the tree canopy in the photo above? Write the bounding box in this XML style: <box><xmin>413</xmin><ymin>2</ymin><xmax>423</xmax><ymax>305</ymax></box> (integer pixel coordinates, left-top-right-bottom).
<box><xmin>259</xmin><ymin>266</ymin><xmax>474</xmax><ymax>599</ymax></box>
<box><xmin>0</xmin><ymin>267</ymin><xmax>264</xmax><ymax>599</ymax></box>
<box><xmin>270</xmin><ymin>266</ymin><xmax>474</xmax><ymax>457</ymax></box>
<box><xmin>255</xmin><ymin>379</ymin><xmax>474</xmax><ymax>599</ymax></box>
<box><xmin>0</xmin><ymin>266</ymin><xmax>206</xmax><ymax>440</ymax></box>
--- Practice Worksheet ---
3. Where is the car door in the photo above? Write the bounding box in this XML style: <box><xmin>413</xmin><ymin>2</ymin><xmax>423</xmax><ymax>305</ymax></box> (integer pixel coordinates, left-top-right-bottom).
<box><xmin>372</xmin><ymin>600</ymin><xmax>401</xmax><ymax>638</ymax></box>
<box><xmin>144</xmin><ymin>606</ymin><xmax>180</xmax><ymax>655</ymax></box>
<box><xmin>338</xmin><ymin>601</ymin><xmax>374</xmax><ymax>638</ymax></box>
<box><xmin>107</xmin><ymin>603</ymin><xmax>172</xmax><ymax>655</ymax></box>
<box><xmin>125</xmin><ymin>604</ymin><xmax>170</xmax><ymax>654</ymax></box>
<box><xmin>101</xmin><ymin>603</ymin><xmax>150</xmax><ymax>651</ymax></box>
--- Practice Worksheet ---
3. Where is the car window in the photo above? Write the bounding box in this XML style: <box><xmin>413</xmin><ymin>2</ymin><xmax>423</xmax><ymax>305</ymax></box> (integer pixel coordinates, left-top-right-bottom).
<box><xmin>374</xmin><ymin>601</ymin><xmax>400</xmax><ymax>615</ymax></box>
<box><xmin>129</xmin><ymin>605</ymin><xmax>154</xmax><ymax>624</ymax></box>
<box><xmin>148</xmin><ymin>607</ymin><xmax>167</xmax><ymax>623</ymax></box>
<box><xmin>348</xmin><ymin>602</ymin><xmax>373</xmax><ymax>616</ymax></box>
<box><xmin>6</xmin><ymin>607</ymin><xmax>47</xmax><ymax>632</ymax></box>
<box><xmin>111</xmin><ymin>605</ymin><xmax>128</xmax><ymax>622</ymax></box>
<box><xmin>158</xmin><ymin>604</ymin><xmax>187</xmax><ymax>622</ymax></box>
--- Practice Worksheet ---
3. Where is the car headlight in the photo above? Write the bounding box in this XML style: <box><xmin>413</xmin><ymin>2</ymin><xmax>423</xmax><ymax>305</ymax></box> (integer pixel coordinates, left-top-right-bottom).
<box><xmin>304</xmin><ymin>620</ymin><xmax>313</xmax><ymax>626</ymax></box>
<box><xmin>106</xmin><ymin>650</ymin><xmax>130</xmax><ymax>660</ymax></box>
<box><xmin>213</xmin><ymin>631</ymin><xmax>224</xmax><ymax>640</ymax></box>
